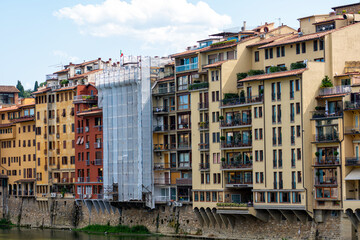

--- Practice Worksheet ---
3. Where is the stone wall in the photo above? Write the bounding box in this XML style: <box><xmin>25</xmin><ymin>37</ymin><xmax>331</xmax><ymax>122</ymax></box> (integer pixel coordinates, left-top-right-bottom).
<box><xmin>0</xmin><ymin>197</ymin><xmax>356</xmax><ymax>239</ymax></box>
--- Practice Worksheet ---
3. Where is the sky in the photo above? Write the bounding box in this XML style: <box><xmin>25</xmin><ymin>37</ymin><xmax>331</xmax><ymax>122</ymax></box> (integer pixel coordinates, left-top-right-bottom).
<box><xmin>0</xmin><ymin>0</ymin><xmax>357</xmax><ymax>89</ymax></box>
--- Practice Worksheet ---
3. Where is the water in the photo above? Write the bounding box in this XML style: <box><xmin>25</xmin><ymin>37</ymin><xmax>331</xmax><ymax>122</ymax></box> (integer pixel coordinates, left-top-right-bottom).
<box><xmin>0</xmin><ymin>228</ymin><xmax>184</xmax><ymax>240</ymax></box>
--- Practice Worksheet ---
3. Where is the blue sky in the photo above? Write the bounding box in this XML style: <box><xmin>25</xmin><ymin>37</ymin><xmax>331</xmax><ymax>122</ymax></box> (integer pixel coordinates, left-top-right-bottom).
<box><xmin>0</xmin><ymin>0</ymin><xmax>356</xmax><ymax>89</ymax></box>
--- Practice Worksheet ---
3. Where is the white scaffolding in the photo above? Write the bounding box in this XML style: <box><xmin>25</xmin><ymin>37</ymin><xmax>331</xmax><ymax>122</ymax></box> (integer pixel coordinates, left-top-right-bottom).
<box><xmin>96</xmin><ymin>56</ymin><xmax>154</xmax><ymax>208</ymax></box>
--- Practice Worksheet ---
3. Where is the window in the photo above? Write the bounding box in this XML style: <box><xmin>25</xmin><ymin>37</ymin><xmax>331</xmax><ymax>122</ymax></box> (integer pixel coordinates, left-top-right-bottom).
<box><xmin>273</xmin><ymin>150</ymin><xmax>277</xmax><ymax>168</ymax></box>
<box><xmin>297</xmin><ymin>148</ymin><xmax>301</xmax><ymax>160</ymax></box>
<box><xmin>256</xmin><ymin>172</ymin><xmax>259</xmax><ymax>183</ymax></box>
<box><xmin>269</xmin><ymin>48</ymin><xmax>273</xmax><ymax>59</ymax></box>
<box><xmin>216</xmin><ymin>91</ymin><xmax>219</xmax><ymax>101</ymax></box>
<box><xmin>272</xmin><ymin>127</ymin><xmax>276</xmax><ymax>145</ymax></box>
<box><xmin>259</xmin><ymin>129</ymin><xmax>263</xmax><ymax>140</ymax></box>
<box><xmin>272</xmin><ymin>105</ymin><xmax>276</xmax><ymax>123</ymax></box>
<box><xmin>295</xmin><ymin>79</ymin><xmax>300</xmax><ymax>91</ymax></box>
<box><xmin>259</xmin><ymin>107</ymin><xmax>263</xmax><ymax>118</ymax></box>
<box><xmin>291</xmin><ymin>126</ymin><xmax>295</xmax><ymax>145</ymax></box>
<box><xmin>268</xmin><ymin>192</ymin><xmax>278</xmax><ymax>203</ymax></box>
<box><xmin>254</xmin><ymin>107</ymin><xmax>258</xmax><ymax>118</ymax></box>
<box><xmin>291</xmin><ymin>149</ymin><xmax>296</xmax><ymax>167</ymax></box>
<box><xmin>206</xmin><ymin>173</ymin><xmax>210</xmax><ymax>184</ymax></box>
<box><xmin>296</xmin><ymin>43</ymin><xmax>300</xmax><ymax>54</ymax></box>
<box><xmin>290</xmin><ymin>103</ymin><xmax>295</xmax><ymax>121</ymax></box>
<box><xmin>281</xmin><ymin>46</ymin><xmax>285</xmax><ymax>57</ymax></box>
<box><xmin>278</xmin><ymin>149</ymin><xmax>282</xmax><ymax>168</ymax></box>
<box><xmin>194</xmin><ymin>192</ymin><xmax>199</xmax><ymax>201</ymax></box>
<box><xmin>265</xmin><ymin>49</ymin><xmax>269</xmax><ymax>59</ymax></box>
<box><xmin>255</xmin><ymin>51</ymin><xmax>259</xmax><ymax>62</ymax></box>
<box><xmin>319</xmin><ymin>39</ymin><xmax>324</xmax><ymax>50</ymax></box>
<box><xmin>278</xmin><ymin>127</ymin><xmax>282</xmax><ymax>145</ymax></box>
<box><xmin>313</xmin><ymin>40</ymin><xmax>318</xmax><ymax>51</ymax></box>
<box><xmin>255</xmin><ymin>129</ymin><xmax>258</xmax><ymax>140</ymax></box>
<box><xmin>276</xmin><ymin>82</ymin><xmax>281</xmax><ymax>100</ymax></box>
<box><xmin>177</xmin><ymin>95</ymin><xmax>190</xmax><ymax>110</ymax></box>
<box><xmin>212</xmin><ymin>91</ymin><xmax>215</xmax><ymax>102</ymax></box>
<box><xmin>271</xmin><ymin>83</ymin><xmax>276</xmax><ymax>101</ymax></box>
<box><xmin>255</xmin><ymin>192</ymin><xmax>265</xmax><ymax>203</ymax></box>
<box><xmin>301</xmin><ymin>42</ymin><xmax>306</xmax><ymax>53</ymax></box>
<box><xmin>276</xmin><ymin>47</ymin><xmax>280</xmax><ymax>58</ymax></box>
<box><xmin>296</xmin><ymin>103</ymin><xmax>300</xmax><ymax>114</ymax></box>
<box><xmin>63</xmin><ymin>124</ymin><xmax>66</xmax><ymax>133</ymax></box>
<box><xmin>292</xmin><ymin>192</ymin><xmax>301</xmax><ymax>203</ymax></box>
<box><xmin>255</xmin><ymin>151</ymin><xmax>259</xmax><ymax>162</ymax></box>
<box><xmin>297</xmin><ymin>171</ymin><xmax>302</xmax><ymax>183</ymax></box>
<box><xmin>277</xmin><ymin>105</ymin><xmax>281</xmax><ymax>123</ymax></box>
<box><xmin>177</xmin><ymin>75</ymin><xmax>189</xmax><ymax>91</ymax></box>
<box><xmin>201</xmin><ymin>174</ymin><xmax>204</xmax><ymax>184</ymax></box>
<box><xmin>290</xmin><ymin>80</ymin><xmax>294</xmax><ymax>99</ymax></box>
<box><xmin>260</xmin><ymin>150</ymin><xmax>263</xmax><ymax>161</ymax></box>
<box><xmin>296</xmin><ymin>125</ymin><xmax>301</xmax><ymax>137</ymax></box>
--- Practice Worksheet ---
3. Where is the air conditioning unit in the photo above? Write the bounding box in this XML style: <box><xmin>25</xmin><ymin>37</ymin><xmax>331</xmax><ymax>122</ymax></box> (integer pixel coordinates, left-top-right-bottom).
<box><xmin>51</xmin><ymin>193</ymin><xmax>56</xmax><ymax>198</ymax></box>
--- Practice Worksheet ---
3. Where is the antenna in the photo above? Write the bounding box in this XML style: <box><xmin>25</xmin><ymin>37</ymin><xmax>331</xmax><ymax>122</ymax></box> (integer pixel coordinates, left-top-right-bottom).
<box><xmin>276</xmin><ymin>18</ymin><xmax>281</xmax><ymax>34</ymax></box>
<box><xmin>48</xmin><ymin>63</ymin><xmax>64</xmax><ymax>69</ymax></box>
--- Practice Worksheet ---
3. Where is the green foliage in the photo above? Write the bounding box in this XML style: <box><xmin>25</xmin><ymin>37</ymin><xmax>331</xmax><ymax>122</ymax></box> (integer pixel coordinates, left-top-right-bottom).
<box><xmin>320</xmin><ymin>75</ymin><xmax>333</xmax><ymax>87</ymax></box>
<box><xmin>16</xmin><ymin>80</ymin><xmax>25</xmax><ymax>97</ymax></box>
<box><xmin>224</xmin><ymin>93</ymin><xmax>239</xmax><ymax>99</ymax></box>
<box><xmin>188</xmin><ymin>82</ymin><xmax>209</xmax><ymax>90</ymax></box>
<box><xmin>23</xmin><ymin>90</ymin><xmax>32</xmax><ymax>98</ymax></box>
<box><xmin>220</xmin><ymin>137</ymin><xmax>225</xmax><ymax>141</ymax></box>
<box><xmin>210</xmin><ymin>39</ymin><xmax>236</xmax><ymax>47</ymax></box>
<box><xmin>237</xmin><ymin>72</ymin><xmax>248</xmax><ymax>80</ymax></box>
<box><xmin>0</xmin><ymin>218</ymin><xmax>12</xmax><ymax>225</ymax></box>
<box><xmin>290</xmin><ymin>62</ymin><xmax>306</xmax><ymax>70</ymax></box>
<box><xmin>60</xmin><ymin>79</ymin><xmax>69</xmax><ymax>85</ymax></box>
<box><xmin>342</xmin><ymin>10</ymin><xmax>347</xmax><ymax>13</ymax></box>
<box><xmin>217</xmin><ymin>202</ymin><xmax>248</xmax><ymax>207</ymax></box>
<box><xmin>269</xmin><ymin>66</ymin><xmax>287</xmax><ymax>73</ymax></box>
<box><xmin>248</xmin><ymin>69</ymin><xmax>265</xmax><ymax>76</ymax></box>
<box><xmin>219</xmin><ymin>115</ymin><xmax>224</xmax><ymax>120</ymax></box>
<box><xmin>78</xmin><ymin>224</ymin><xmax>150</xmax><ymax>234</ymax></box>
<box><xmin>33</xmin><ymin>81</ymin><xmax>39</xmax><ymax>92</ymax></box>
<box><xmin>39</xmin><ymin>82</ymin><xmax>46</xmax><ymax>87</ymax></box>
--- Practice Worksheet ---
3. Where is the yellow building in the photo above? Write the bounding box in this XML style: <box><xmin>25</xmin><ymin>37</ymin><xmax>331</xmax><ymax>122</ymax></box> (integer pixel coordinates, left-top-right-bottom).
<box><xmin>0</xmin><ymin>98</ymin><xmax>36</xmax><ymax>197</ymax></box>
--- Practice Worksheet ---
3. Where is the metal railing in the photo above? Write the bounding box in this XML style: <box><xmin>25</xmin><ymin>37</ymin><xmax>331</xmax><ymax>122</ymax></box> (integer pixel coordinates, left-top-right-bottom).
<box><xmin>225</xmin><ymin>175</ymin><xmax>252</xmax><ymax>185</ymax></box>
<box><xmin>154</xmin><ymin>162</ymin><xmax>170</xmax><ymax>170</ymax></box>
<box><xmin>345</xmin><ymin>126</ymin><xmax>360</xmax><ymax>134</ymax></box>
<box><xmin>312</xmin><ymin>110</ymin><xmax>343</xmax><ymax>119</ymax></box>
<box><xmin>220</xmin><ymin>119</ymin><xmax>251</xmax><ymax>128</ymax></box>
<box><xmin>153</xmin><ymin>106</ymin><xmax>168</xmax><ymax>113</ymax></box>
<box><xmin>221</xmin><ymin>161</ymin><xmax>252</xmax><ymax>169</ymax></box>
<box><xmin>315</xmin><ymin>177</ymin><xmax>337</xmax><ymax>185</ymax></box>
<box><xmin>178</xmin><ymin>142</ymin><xmax>191</xmax><ymax>149</ymax></box>
<box><xmin>345</xmin><ymin>101</ymin><xmax>360</xmax><ymax>110</ymax></box>
<box><xmin>221</xmin><ymin>140</ymin><xmax>252</xmax><ymax>149</ymax></box>
<box><xmin>152</xmin><ymin>86</ymin><xmax>175</xmax><ymax>95</ymax></box>
<box><xmin>175</xmin><ymin>62</ymin><xmax>198</xmax><ymax>72</ymax></box>
<box><xmin>198</xmin><ymin>122</ymin><xmax>209</xmax><ymax>130</ymax></box>
<box><xmin>199</xmin><ymin>162</ymin><xmax>210</xmax><ymax>171</ymax></box>
<box><xmin>319</xmin><ymin>85</ymin><xmax>351</xmax><ymax>96</ymax></box>
<box><xmin>198</xmin><ymin>143</ymin><xmax>209</xmax><ymax>151</ymax></box>
<box><xmin>176</xmin><ymin>178</ymin><xmax>192</xmax><ymax>185</ymax></box>
<box><xmin>153</xmin><ymin>125</ymin><xmax>169</xmax><ymax>132</ymax></box>
<box><xmin>345</xmin><ymin>157</ymin><xmax>360</xmax><ymax>166</ymax></box>
<box><xmin>154</xmin><ymin>177</ymin><xmax>171</xmax><ymax>185</ymax></box>
<box><xmin>314</xmin><ymin>157</ymin><xmax>340</xmax><ymax>166</ymax></box>
<box><xmin>314</xmin><ymin>133</ymin><xmax>339</xmax><ymax>142</ymax></box>
<box><xmin>220</xmin><ymin>95</ymin><xmax>263</xmax><ymax>107</ymax></box>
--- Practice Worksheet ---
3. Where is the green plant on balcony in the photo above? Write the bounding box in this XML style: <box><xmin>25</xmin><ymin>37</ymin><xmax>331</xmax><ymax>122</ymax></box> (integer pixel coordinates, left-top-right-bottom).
<box><xmin>269</xmin><ymin>66</ymin><xmax>287</xmax><ymax>73</ymax></box>
<box><xmin>315</xmin><ymin>152</ymin><xmax>320</xmax><ymax>157</ymax></box>
<box><xmin>221</xmin><ymin>157</ymin><xmax>226</xmax><ymax>162</ymax></box>
<box><xmin>39</xmin><ymin>82</ymin><xmax>47</xmax><ymax>87</ymax></box>
<box><xmin>60</xmin><ymin>79</ymin><xmax>69</xmax><ymax>86</ymax></box>
<box><xmin>237</xmin><ymin>72</ymin><xmax>248</xmax><ymax>80</ymax></box>
<box><xmin>342</xmin><ymin>10</ymin><xmax>347</xmax><ymax>13</ymax></box>
<box><xmin>320</xmin><ymin>75</ymin><xmax>333</xmax><ymax>88</ymax></box>
<box><xmin>199</xmin><ymin>122</ymin><xmax>206</xmax><ymax>128</ymax></box>
<box><xmin>248</xmin><ymin>69</ymin><xmax>265</xmax><ymax>76</ymax></box>
<box><xmin>219</xmin><ymin>116</ymin><xmax>224</xmax><ymax>120</ymax></box>
<box><xmin>334</xmin><ymin>151</ymin><xmax>339</xmax><ymax>156</ymax></box>
<box><xmin>188</xmin><ymin>82</ymin><xmax>209</xmax><ymax>90</ymax></box>
<box><xmin>222</xmin><ymin>93</ymin><xmax>240</xmax><ymax>105</ymax></box>
<box><xmin>290</xmin><ymin>62</ymin><xmax>306</xmax><ymax>70</ymax></box>
<box><xmin>210</xmin><ymin>39</ymin><xmax>236</xmax><ymax>47</ymax></box>
<box><xmin>220</xmin><ymin>136</ymin><xmax>226</xmax><ymax>141</ymax></box>
<box><xmin>216</xmin><ymin>202</ymin><xmax>248</xmax><ymax>207</ymax></box>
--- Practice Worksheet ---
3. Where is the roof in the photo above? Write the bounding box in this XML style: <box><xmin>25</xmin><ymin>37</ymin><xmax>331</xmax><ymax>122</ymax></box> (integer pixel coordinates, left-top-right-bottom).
<box><xmin>68</xmin><ymin>69</ymin><xmax>103</xmax><ymax>80</ymax></box>
<box><xmin>53</xmin><ymin>68</ymin><xmax>69</xmax><ymax>74</ymax></box>
<box><xmin>171</xmin><ymin>48</ymin><xmax>199</xmax><ymax>58</ymax></box>
<box><xmin>0</xmin><ymin>123</ymin><xmax>13</xmax><ymax>128</ymax></box>
<box><xmin>0</xmin><ymin>105</ymin><xmax>19</xmax><ymax>112</ymax></box>
<box><xmin>313</xmin><ymin>18</ymin><xmax>344</xmax><ymax>25</ymax></box>
<box><xmin>15</xmin><ymin>179</ymin><xmax>35</xmax><ymax>183</ymax></box>
<box><xmin>52</xmin><ymin>86</ymin><xmax>77</xmax><ymax>92</ymax></box>
<box><xmin>32</xmin><ymin>87</ymin><xmax>51</xmax><ymax>95</ymax></box>
<box><xmin>158</xmin><ymin>76</ymin><xmax>175</xmax><ymax>82</ymax></box>
<box><xmin>345</xmin><ymin>168</ymin><xmax>360</xmax><ymax>180</ymax></box>
<box><xmin>332</xmin><ymin>3</ymin><xmax>360</xmax><ymax>10</ymax></box>
<box><xmin>75</xmin><ymin>59</ymin><xmax>99</xmax><ymax>67</ymax></box>
<box><xmin>335</xmin><ymin>72</ymin><xmax>360</xmax><ymax>77</ymax></box>
<box><xmin>199</xmin><ymin>42</ymin><xmax>237</xmax><ymax>53</ymax></box>
<box><xmin>316</xmin><ymin>93</ymin><xmax>348</xmax><ymax>99</ymax></box>
<box><xmin>246</xmin><ymin>34</ymin><xmax>293</xmax><ymax>48</ymax></box>
<box><xmin>238</xmin><ymin>68</ymin><xmax>307</xmax><ymax>82</ymax></box>
<box><xmin>202</xmin><ymin>60</ymin><xmax>228</xmax><ymax>69</ymax></box>
<box><xmin>297</xmin><ymin>14</ymin><xmax>329</xmax><ymax>20</ymax></box>
<box><xmin>77</xmin><ymin>109</ymin><xmax>102</xmax><ymax>117</ymax></box>
<box><xmin>0</xmin><ymin>86</ymin><xmax>20</xmax><ymax>93</ymax></box>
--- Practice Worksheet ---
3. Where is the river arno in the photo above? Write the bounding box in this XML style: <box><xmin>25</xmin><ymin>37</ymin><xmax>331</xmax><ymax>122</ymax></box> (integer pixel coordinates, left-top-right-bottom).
<box><xmin>0</xmin><ymin>228</ymin><xmax>187</xmax><ymax>240</ymax></box>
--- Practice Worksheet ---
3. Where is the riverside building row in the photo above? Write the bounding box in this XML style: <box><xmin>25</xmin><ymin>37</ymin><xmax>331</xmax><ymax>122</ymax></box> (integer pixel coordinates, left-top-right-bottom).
<box><xmin>0</xmin><ymin>1</ymin><xmax>360</xmax><ymax>233</ymax></box>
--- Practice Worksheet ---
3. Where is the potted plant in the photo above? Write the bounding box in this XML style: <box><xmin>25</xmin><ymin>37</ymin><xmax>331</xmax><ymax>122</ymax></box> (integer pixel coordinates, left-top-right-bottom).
<box><xmin>334</xmin><ymin>151</ymin><xmax>339</xmax><ymax>156</ymax></box>
<box><xmin>221</xmin><ymin>157</ymin><xmax>226</xmax><ymax>162</ymax></box>
<box><xmin>220</xmin><ymin>136</ymin><xmax>226</xmax><ymax>141</ymax></box>
<box><xmin>219</xmin><ymin>116</ymin><xmax>224</xmax><ymax>120</ymax></box>
<box><xmin>240</xmin><ymin>90</ymin><xmax>246</xmax><ymax>103</ymax></box>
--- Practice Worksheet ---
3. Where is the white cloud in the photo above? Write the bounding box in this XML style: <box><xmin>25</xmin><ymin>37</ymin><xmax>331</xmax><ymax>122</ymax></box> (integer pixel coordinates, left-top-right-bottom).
<box><xmin>52</xmin><ymin>50</ymin><xmax>79</xmax><ymax>63</ymax></box>
<box><xmin>54</xmin><ymin>0</ymin><xmax>232</xmax><ymax>53</ymax></box>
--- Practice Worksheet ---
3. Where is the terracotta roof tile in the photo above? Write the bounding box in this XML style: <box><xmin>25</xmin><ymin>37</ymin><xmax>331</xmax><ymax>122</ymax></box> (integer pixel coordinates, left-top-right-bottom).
<box><xmin>53</xmin><ymin>68</ymin><xmax>69</xmax><ymax>74</ymax></box>
<box><xmin>238</xmin><ymin>68</ymin><xmax>307</xmax><ymax>82</ymax></box>
<box><xmin>32</xmin><ymin>87</ymin><xmax>51</xmax><ymax>95</ymax></box>
<box><xmin>0</xmin><ymin>86</ymin><xmax>20</xmax><ymax>93</ymax></box>
<box><xmin>77</xmin><ymin>109</ymin><xmax>102</xmax><ymax>117</ymax></box>
<box><xmin>68</xmin><ymin>69</ymin><xmax>103</xmax><ymax>80</ymax></box>
<box><xmin>52</xmin><ymin>86</ymin><xmax>77</xmax><ymax>92</ymax></box>
<box><xmin>202</xmin><ymin>60</ymin><xmax>228</xmax><ymax>69</ymax></box>
<box><xmin>158</xmin><ymin>76</ymin><xmax>175</xmax><ymax>82</ymax></box>
<box><xmin>75</xmin><ymin>59</ymin><xmax>99</xmax><ymax>67</ymax></box>
<box><xmin>170</xmin><ymin>48</ymin><xmax>200</xmax><ymax>58</ymax></box>
<box><xmin>316</xmin><ymin>93</ymin><xmax>347</xmax><ymax>99</ymax></box>
<box><xmin>313</xmin><ymin>18</ymin><xmax>344</xmax><ymax>25</ymax></box>
<box><xmin>335</xmin><ymin>72</ymin><xmax>360</xmax><ymax>77</ymax></box>
<box><xmin>246</xmin><ymin>34</ymin><xmax>294</xmax><ymax>48</ymax></box>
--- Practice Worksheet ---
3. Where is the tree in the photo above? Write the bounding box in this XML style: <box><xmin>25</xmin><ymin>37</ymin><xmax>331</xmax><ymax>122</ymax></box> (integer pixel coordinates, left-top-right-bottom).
<box><xmin>16</xmin><ymin>80</ymin><xmax>25</xmax><ymax>98</ymax></box>
<box><xmin>320</xmin><ymin>75</ymin><xmax>333</xmax><ymax>88</ymax></box>
<box><xmin>33</xmin><ymin>81</ymin><xmax>39</xmax><ymax>92</ymax></box>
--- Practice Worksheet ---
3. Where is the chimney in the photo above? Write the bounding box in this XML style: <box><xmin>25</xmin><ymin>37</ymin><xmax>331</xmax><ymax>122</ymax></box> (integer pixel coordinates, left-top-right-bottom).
<box><xmin>109</xmin><ymin>58</ymin><xmax>112</xmax><ymax>61</ymax></box>
<box><xmin>242</xmin><ymin>21</ymin><xmax>246</xmax><ymax>31</ymax></box>
<box><xmin>98</xmin><ymin>57</ymin><xmax>101</xmax><ymax>60</ymax></box>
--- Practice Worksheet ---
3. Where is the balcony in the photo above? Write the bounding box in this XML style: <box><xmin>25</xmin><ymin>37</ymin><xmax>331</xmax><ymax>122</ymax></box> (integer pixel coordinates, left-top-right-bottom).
<box><xmin>198</xmin><ymin>143</ymin><xmax>209</xmax><ymax>151</ymax></box>
<box><xmin>152</xmin><ymin>86</ymin><xmax>175</xmax><ymax>95</ymax></box>
<box><xmin>221</xmin><ymin>161</ymin><xmax>252</xmax><ymax>170</ymax></box>
<box><xmin>153</xmin><ymin>125</ymin><xmax>169</xmax><ymax>132</ymax></box>
<box><xmin>175</xmin><ymin>62</ymin><xmax>198</xmax><ymax>73</ymax></box>
<box><xmin>46</xmin><ymin>74</ymin><xmax>58</xmax><ymax>81</ymax></box>
<box><xmin>188</xmin><ymin>82</ymin><xmax>209</xmax><ymax>91</ymax></box>
<box><xmin>178</xmin><ymin>142</ymin><xmax>191</xmax><ymax>150</ymax></box>
<box><xmin>313</xmin><ymin>133</ymin><xmax>339</xmax><ymax>143</ymax></box>
<box><xmin>176</xmin><ymin>178</ymin><xmax>192</xmax><ymax>185</ymax></box>
<box><xmin>345</xmin><ymin>126</ymin><xmax>360</xmax><ymax>135</ymax></box>
<box><xmin>153</xmin><ymin>106</ymin><xmax>169</xmax><ymax>114</ymax></box>
<box><xmin>345</xmin><ymin>101</ymin><xmax>360</xmax><ymax>110</ymax></box>
<box><xmin>312</xmin><ymin>110</ymin><xmax>343</xmax><ymax>119</ymax></box>
<box><xmin>95</xmin><ymin>159</ymin><xmax>103</xmax><ymax>166</ymax></box>
<box><xmin>225</xmin><ymin>175</ymin><xmax>252</xmax><ymax>187</ymax></box>
<box><xmin>198</xmin><ymin>122</ymin><xmax>209</xmax><ymax>131</ymax></box>
<box><xmin>319</xmin><ymin>85</ymin><xmax>351</xmax><ymax>96</ymax></box>
<box><xmin>221</xmin><ymin>140</ymin><xmax>252</xmax><ymax>150</ymax></box>
<box><xmin>314</xmin><ymin>157</ymin><xmax>340</xmax><ymax>166</ymax></box>
<box><xmin>198</xmin><ymin>102</ymin><xmax>209</xmax><ymax>110</ymax></box>
<box><xmin>153</xmin><ymin>143</ymin><xmax>176</xmax><ymax>151</ymax></box>
<box><xmin>315</xmin><ymin>177</ymin><xmax>337</xmax><ymax>186</ymax></box>
<box><xmin>220</xmin><ymin>119</ymin><xmax>251</xmax><ymax>129</ymax></box>
<box><xmin>154</xmin><ymin>162</ymin><xmax>170</xmax><ymax>170</ymax></box>
<box><xmin>94</xmin><ymin>142</ymin><xmax>102</xmax><ymax>149</ymax></box>
<box><xmin>199</xmin><ymin>162</ymin><xmax>210</xmax><ymax>171</ymax></box>
<box><xmin>220</xmin><ymin>95</ymin><xmax>263</xmax><ymax>108</ymax></box>
<box><xmin>73</xmin><ymin>95</ymin><xmax>98</xmax><ymax>104</ymax></box>
<box><xmin>154</xmin><ymin>177</ymin><xmax>170</xmax><ymax>185</ymax></box>
<box><xmin>154</xmin><ymin>196</ymin><xmax>171</xmax><ymax>202</ymax></box>
<box><xmin>345</xmin><ymin>158</ymin><xmax>360</xmax><ymax>166</ymax></box>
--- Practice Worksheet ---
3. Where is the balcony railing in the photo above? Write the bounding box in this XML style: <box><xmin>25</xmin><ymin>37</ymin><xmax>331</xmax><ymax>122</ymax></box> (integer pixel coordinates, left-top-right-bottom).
<box><xmin>178</xmin><ymin>142</ymin><xmax>191</xmax><ymax>150</ymax></box>
<box><xmin>153</xmin><ymin>125</ymin><xmax>169</xmax><ymax>132</ymax></box>
<box><xmin>220</xmin><ymin>95</ymin><xmax>263</xmax><ymax>108</ymax></box>
<box><xmin>345</xmin><ymin>126</ymin><xmax>360</xmax><ymax>134</ymax></box>
<box><xmin>345</xmin><ymin>158</ymin><xmax>360</xmax><ymax>166</ymax></box>
<box><xmin>198</xmin><ymin>143</ymin><xmax>209</xmax><ymax>151</ymax></box>
<box><xmin>153</xmin><ymin>143</ymin><xmax>176</xmax><ymax>151</ymax></box>
<box><xmin>176</xmin><ymin>178</ymin><xmax>192</xmax><ymax>185</ymax></box>
<box><xmin>319</xmin><ymin>85</ymin><xmax>351</xmax><ymax>96</ymax></box>
<box><xmin>94</xmin><ymin>159</ymin><xmax>103</xmax><ymax>165</ymax></box>
<box><xmin>221</xmin><ymin>161</ymin><xmax>252</xmax><ymax>170</ymax></box>
<box><xmin>198</xmin><ymin>102</ymin><xmax>209</xmax><ymax>110</ymax></box>
<box><xmin>225</xmin><ymin>176</ymin><xmax>252</xmax><ymax>185</ymax></box>
<box><xmin>345</xmin><ymin>101</ymin><xmax>360</xmax><ymax>110</ymax></box>
<box><xmin>176</xmin><ymin>62</ymin><xmax>198</xmax><ymax>72</ymax></box>
<box><xmin>94</xmin><ymin>142</ymin><xmax>102</xmax><ymax>149</ymax></box>
<box><xmin>154</xmin><ymin>196</ymin><xmax>171</xmax><ymax>202</ymax></box>
<box><xmin>220</xmin><ymin>119</ymin><xmax>251</xmax><ymax>128</ymax></box>
<box><xmin>154</xmin><ymin>162</ymin><xmax>170</xmax><ymax>170</ymax></box>
<box><xmin>312</xmin><ymin>110</ymin><xmax>343</xmax><ymax>119</ymax></box>
<box><xmin>73</xmin><ymin>95</ymin><xmax>98</xmax><ymax>103</ymax></box>
<box><xmin>153</xmin><ymin>106</ymin><xmax>168</xmax><ymax>114</ymax></box>
<box><xmin>199</xmin><ymin>162</ymin><xmax>210</xmax><ymax>171</ymax></box>
<box><xmin>46</xmin><ymin>74</ymin><xmax>58</xmax><ymax>80</ymax></box>
<box><xmin>152</xmin><ymin>86</ymin><xmax>175</xmax><ymax>95</ymax></box>
<box><xmin>314</xmin><ymin>133</ymin><xmax>339</xmax><ymax>142</ymax></box>
<box><xmin>314</xmin><ymin>157</ymin><xmax>340</xmax><ymax>166</ymax></box>
<box><xmin>315</xmin><ymin>177</ymin><xmax>337</xmax><ymax>185</ymax></box>
<box><xmin>221</xmin><ymin>140</ymin><xmax>252</xmax><ymax>149</ymax></box>
<box><xmin>154</xmin><ymin>177</ymin><xmax>170</xmax><ymax>185</ymax></box>
<box><xmin>188</xmin><ymin>82</ymin><xmax>209</xmax><ymax>91</ymax></box>
<box><xmin>198</xmin><ymin>122</ymin><xmax>209</xmax><ymax>130</ymax></box>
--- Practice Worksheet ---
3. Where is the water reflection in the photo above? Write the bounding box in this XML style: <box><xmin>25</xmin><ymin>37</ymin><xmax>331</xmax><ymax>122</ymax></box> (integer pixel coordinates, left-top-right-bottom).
<box><xmin>0</xmin><ymin>228</ymin><xmax>179</xmax><ymax>240</ymax></box>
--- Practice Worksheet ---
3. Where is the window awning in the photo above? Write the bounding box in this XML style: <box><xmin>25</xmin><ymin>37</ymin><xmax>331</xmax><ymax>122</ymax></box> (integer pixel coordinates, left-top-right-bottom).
<box><xmin>345</xmin><ymin>168</ymin><xmax>360</xmax><ymax>180</ymax></box>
